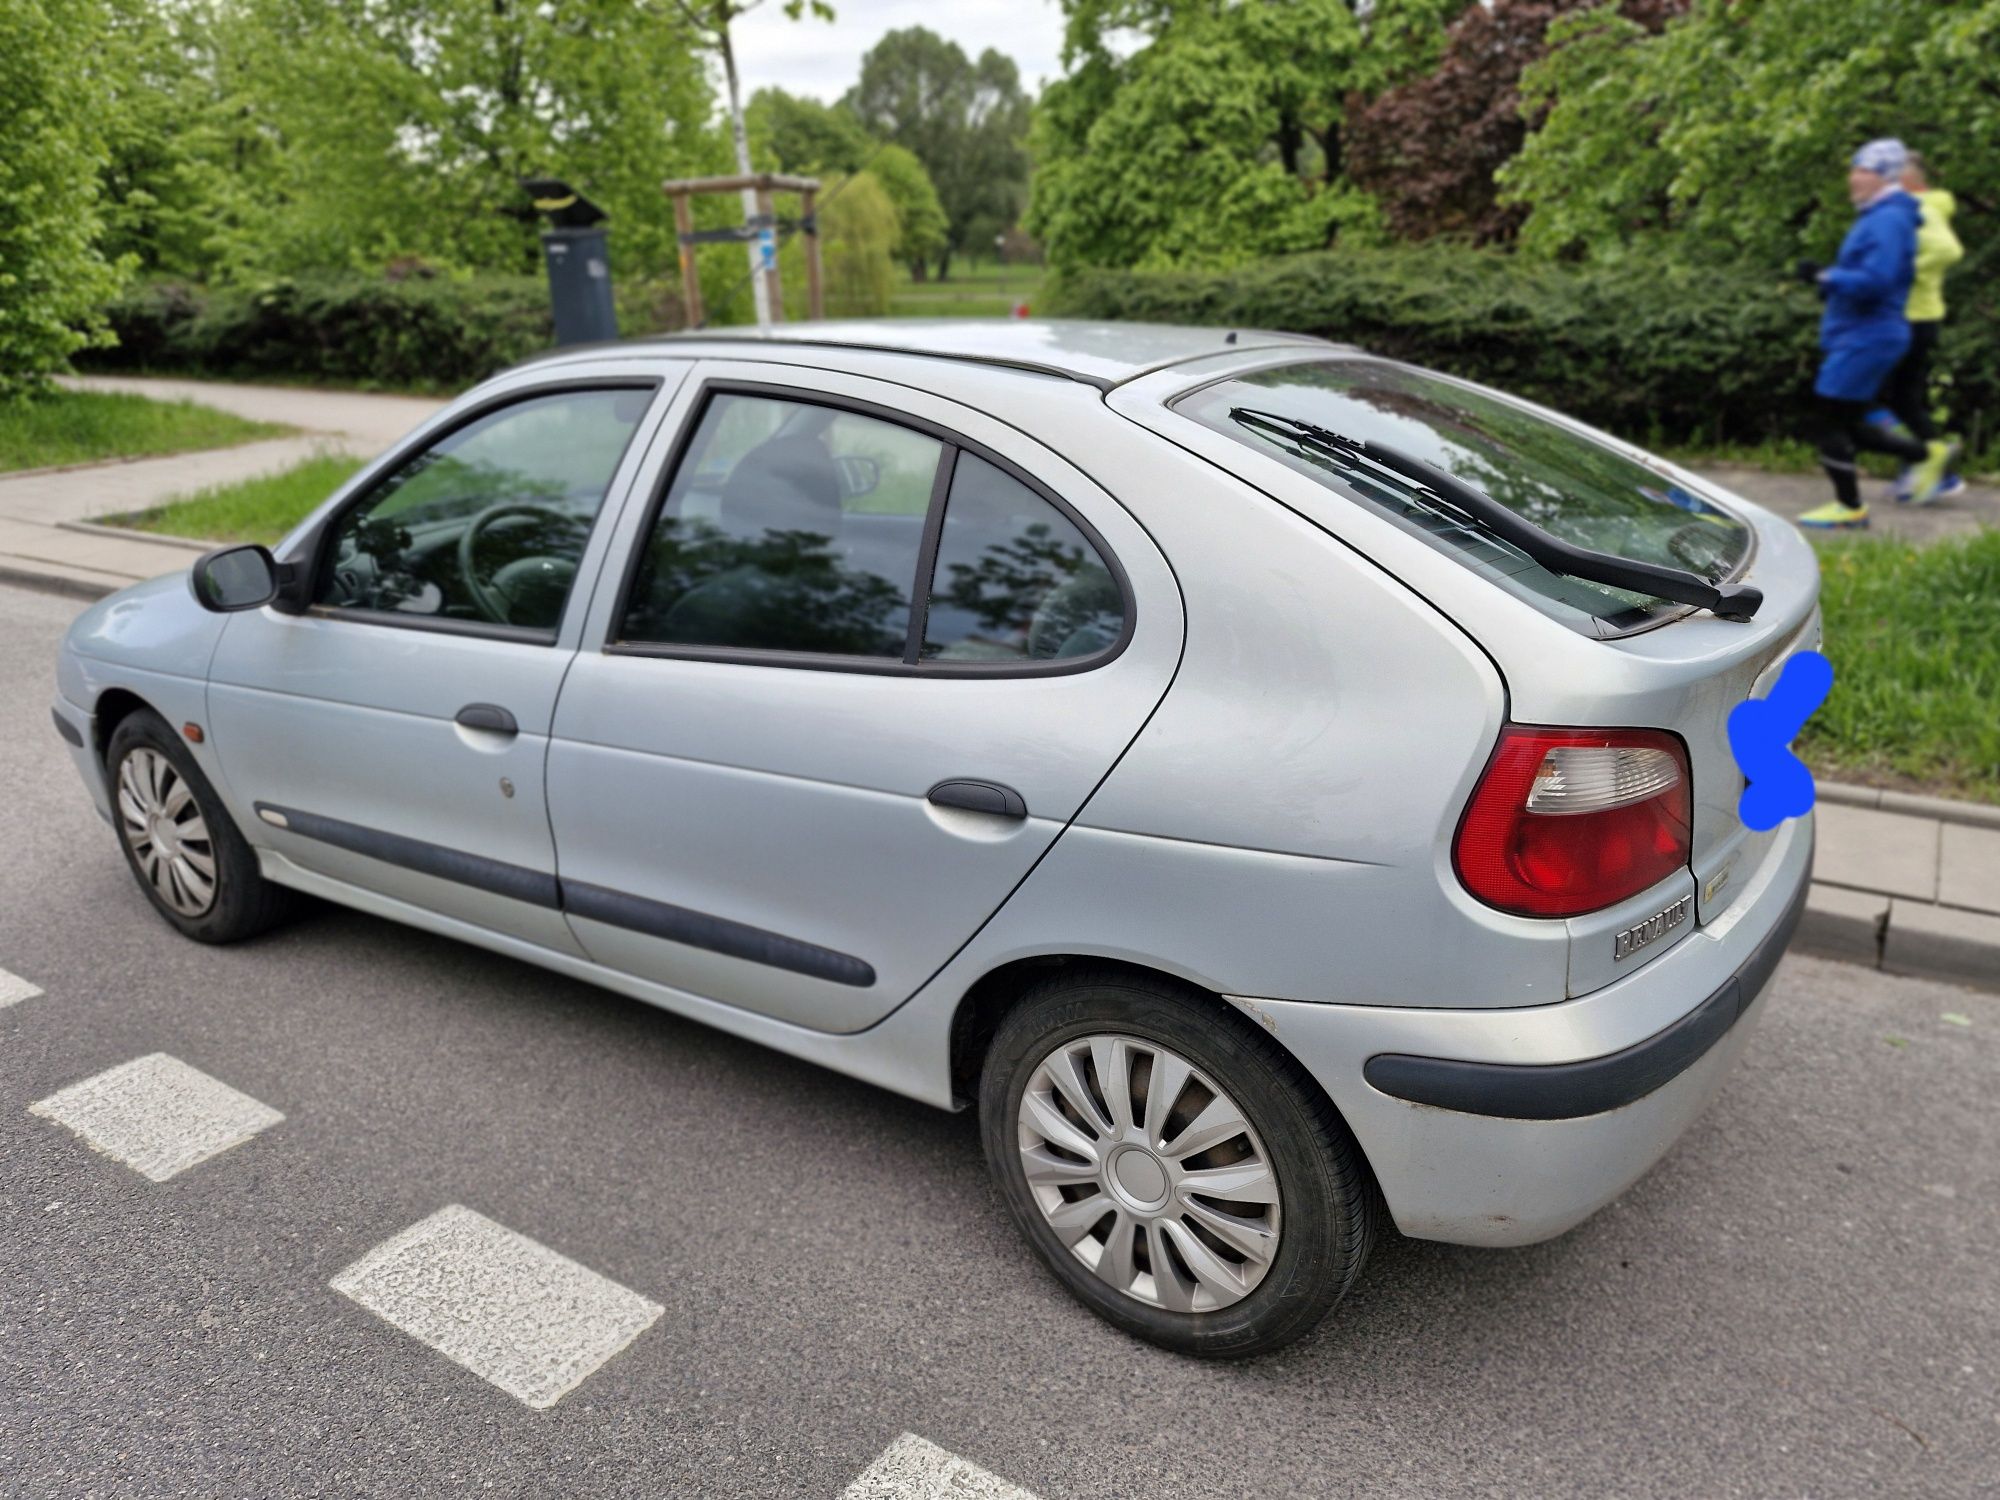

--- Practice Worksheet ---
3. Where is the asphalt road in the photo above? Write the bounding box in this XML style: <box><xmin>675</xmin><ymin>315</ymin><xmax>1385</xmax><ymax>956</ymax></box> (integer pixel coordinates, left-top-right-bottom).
<box><xmin>2</xmin><ymin>579</ymin><xmax>1995</xmax><ymax>1500</ymax></box>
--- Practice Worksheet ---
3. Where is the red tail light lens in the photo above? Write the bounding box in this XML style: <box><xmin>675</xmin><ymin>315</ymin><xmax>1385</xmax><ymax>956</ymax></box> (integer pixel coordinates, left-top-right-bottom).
<box><xmin>1454</xmin><ymin>726</ymin><xmax>1693</xmax><ymax>918</ymax></box>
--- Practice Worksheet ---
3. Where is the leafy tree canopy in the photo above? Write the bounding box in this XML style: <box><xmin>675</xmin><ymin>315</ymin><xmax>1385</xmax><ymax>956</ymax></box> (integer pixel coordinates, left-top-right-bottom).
<box><xmin>1026</xmin><ymin>0</ymin><xmax>1468</xmax><ymax>271</ymax></box>
<box><xmin>0</xmin><ymin>0</ymin><xmax>128</xmax><ymax>393</ymax></box>
<box><xmin>845</xmin><ymin>27</ymin><xmax>1031</xmax><ymax>277</ymax></box>
<box><xmin>97</xmin><ymin>0</ymin><xmax>726</xmax><ymax>284</ymax></box>
<box><xmin>1347</xmin><ymin>0</ymin><xmax>1686</xmax><ymax>244</ymax></box>
<box><xmin>1501</xmin><ymin>0</ymin><xmax>2000</xmax><ymax>266</ymax></box>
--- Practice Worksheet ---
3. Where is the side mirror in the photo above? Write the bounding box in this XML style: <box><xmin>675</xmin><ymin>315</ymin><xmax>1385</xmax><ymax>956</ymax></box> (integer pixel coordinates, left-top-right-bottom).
<box><xmin>190</xmin><ymin>544</ymin><xmax>291</xmax><ymax>613</ymax></box>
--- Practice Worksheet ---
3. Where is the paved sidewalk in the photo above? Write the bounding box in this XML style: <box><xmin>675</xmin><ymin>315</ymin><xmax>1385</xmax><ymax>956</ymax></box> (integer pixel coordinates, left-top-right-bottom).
<box><xmin>0</xmin><ymin>376</ymin><xmax>444</xmax><ymax>597</ymax></box>
<box><xmin>1703</xmin><ymin>463</ymin><xmax>1999</xmax><ymax>543</ymax></box>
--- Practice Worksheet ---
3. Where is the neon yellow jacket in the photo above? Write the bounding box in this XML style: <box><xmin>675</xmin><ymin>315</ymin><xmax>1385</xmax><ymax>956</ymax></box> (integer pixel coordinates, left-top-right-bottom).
<box><xmin>1907</xmin><ymin>189</ymin><xmax>1964</xmax><ymax>322</ymax></box>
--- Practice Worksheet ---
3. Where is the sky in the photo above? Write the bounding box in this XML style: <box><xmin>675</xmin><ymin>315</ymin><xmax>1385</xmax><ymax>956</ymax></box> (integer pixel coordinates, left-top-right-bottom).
<box><xmin>730</xmin><ymin>0</ymin><xmax>1070</xmax><ymax>103</ymax></box>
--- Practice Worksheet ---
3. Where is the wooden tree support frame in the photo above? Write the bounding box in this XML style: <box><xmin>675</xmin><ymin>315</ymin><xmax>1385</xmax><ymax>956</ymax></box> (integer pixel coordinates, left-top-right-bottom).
<box><xmin>664</xmin><ymin>172</ymin><xmax>824</xmax><ymax>328</ymax></box>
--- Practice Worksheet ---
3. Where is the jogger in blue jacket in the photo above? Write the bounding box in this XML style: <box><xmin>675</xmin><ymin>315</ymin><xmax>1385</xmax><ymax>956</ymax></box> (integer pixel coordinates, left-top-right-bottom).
<box><xmin>1798</xmin><ymin>139</ymin><xmax>1958</xmax><ymax>528</ymax></box>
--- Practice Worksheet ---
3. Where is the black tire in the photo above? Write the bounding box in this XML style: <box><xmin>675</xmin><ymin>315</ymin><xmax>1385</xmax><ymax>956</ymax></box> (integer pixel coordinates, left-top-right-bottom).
<box><xmin>105</xmin><ymin>709</ymin><xmax>296</xmax><ymax>944</ymax></box>
<box><xmin>980</xmin><ymin>967</ymin><xmax>1378</xmax><ymax>1358</ymax></box>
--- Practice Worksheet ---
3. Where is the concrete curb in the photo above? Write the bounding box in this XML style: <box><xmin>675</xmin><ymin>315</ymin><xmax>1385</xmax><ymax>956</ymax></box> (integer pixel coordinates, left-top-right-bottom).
<box><xmin>1817</xmin><ymin>778</ymin><xmax>2000</xmax><ymax>831</ymax></box>
<box><xmin>1794</xmin><ymin>883</ymin><xmax>2000</xmax><ymax>994</ymax></box>
<box><xmin>56</xmin><ymin>518</ymin><xmax>218</xmax><ymax>554</ymax></box>
<box><xmin>0</xmin><ymin>562</ymin><xmax>123</xmax><ymax>602</ymax></box>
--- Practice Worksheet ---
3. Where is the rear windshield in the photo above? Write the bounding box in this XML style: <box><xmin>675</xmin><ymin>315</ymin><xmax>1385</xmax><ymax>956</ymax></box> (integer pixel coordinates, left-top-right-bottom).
<box><xmin>1176</xmin><ymin>359</ymin><xmax>1752</xmax><ymax>633</ymax></box>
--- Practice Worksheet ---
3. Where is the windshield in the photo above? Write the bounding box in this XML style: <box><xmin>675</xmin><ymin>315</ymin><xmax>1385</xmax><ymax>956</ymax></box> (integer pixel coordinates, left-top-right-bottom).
<box><xmin>1176</xmin><ymin>359</ymin><xmax>1753</xmax><ymax>632</ymax></box>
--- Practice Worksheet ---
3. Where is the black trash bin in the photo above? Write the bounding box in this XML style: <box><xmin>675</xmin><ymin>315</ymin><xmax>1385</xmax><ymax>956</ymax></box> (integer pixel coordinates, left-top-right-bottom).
<box><xmin>522</xmin><ymin>179</ymin><xmax>618</xmax><ymax>347</ymax></box>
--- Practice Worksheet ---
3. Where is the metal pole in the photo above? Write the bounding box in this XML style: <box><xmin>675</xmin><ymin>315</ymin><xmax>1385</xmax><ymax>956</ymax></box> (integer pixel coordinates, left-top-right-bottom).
<box><xmin>756</xmin><ymin>182</ymin><xmax>784</xmax><ymax>323</ymax></box>
<box><xmin>717</xmin><ymin>23</ymin><xmax>771</xmax><ymax>328</ymax></box>
<box><xmin>802</xmin><ymin>188</ymin><xmax>824</xmax><ymax>321</ymax></box>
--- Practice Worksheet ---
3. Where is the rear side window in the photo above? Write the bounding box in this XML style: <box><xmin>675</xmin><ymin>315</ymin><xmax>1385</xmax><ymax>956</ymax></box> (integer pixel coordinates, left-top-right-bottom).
<box><xmin>619</xmin><ymin>393</ymin><xmax>939</xmax><ymax>658</ymax></box>
<box><xmin>921</xmin><ymin>454</ymin><xmax>1124</xmax><ymax>663</ymax></box>
<box><xmin>1176</xmin><ymin>359</ymin><xmax>1752</xmax><ymax>632</ymax></box>
<box><xmin>617</xmin><ymin>390</ymin><xmax>1127</xmax><ymax>669</ymax></box>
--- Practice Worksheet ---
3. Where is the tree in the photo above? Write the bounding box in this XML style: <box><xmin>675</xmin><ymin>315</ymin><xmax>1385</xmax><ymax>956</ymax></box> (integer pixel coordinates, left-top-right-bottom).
<box><xmin>846</xmin><ymin>27</ymin><xmax>1032</xmax><ymax>278</ymax></box>
<box><xmin>867</xmin><ymin>146</ymin><xmax>950</xmax><ymax>278</ymax></box>
<box><xmin>746</xmin><ymin>91</ymin><xmax>949</xmax><ymax>279</ymax></box>
<box><xmin>1499</xmin><ymin>0</ymin><xmax>2000</xmax><ymax>267</ymax></box>
<box><xmin>176</xmin><ymin>0</ymin><xmax>727</xmax><ymax>283</ymax></box>
<box><xmin>0</xmin><ymin>0</ymin><xmax>128</xmax><ymax>394</ymax></box>
<box><xmin>1346</xmin><ymin>0</ymin><xmax>1687</xmax><ymax>244</ymax></box>
<box><xmin>747</xmin><ymin>87</ymin><xmax>874</xmax><ymax>175</ymax></box>
<box><xmin>1027</xmin><ymin>0</ymin><xmax>1467</xmax><ymax>271</ymax></box>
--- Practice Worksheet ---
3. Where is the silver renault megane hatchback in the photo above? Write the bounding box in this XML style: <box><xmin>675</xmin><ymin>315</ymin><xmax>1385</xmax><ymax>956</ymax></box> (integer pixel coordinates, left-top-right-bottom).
<box><xmin>53</xmin><ymin>321</ymin><xmax>1817</xmax><ymax>1357</ymax></box>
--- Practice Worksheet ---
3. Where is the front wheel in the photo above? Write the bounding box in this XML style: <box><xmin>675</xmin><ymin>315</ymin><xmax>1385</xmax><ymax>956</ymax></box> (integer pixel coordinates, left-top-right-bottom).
<box><xmin>980</xmin><ymin>968</ymin><xmax>1378</xmax><ymax>1358</ymax></box>
<box><xmin>106</xmin><ymin>709</ymin><xmax>295</xmax><ymax>944</ymax></box>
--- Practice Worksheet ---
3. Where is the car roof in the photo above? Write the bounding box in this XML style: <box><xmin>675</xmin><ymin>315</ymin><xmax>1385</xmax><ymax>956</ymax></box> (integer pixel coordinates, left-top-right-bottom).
<box><xmin>527</xmin><ymin>319</ymin><xmax>1334</xmax><ymax>392</ymax></box>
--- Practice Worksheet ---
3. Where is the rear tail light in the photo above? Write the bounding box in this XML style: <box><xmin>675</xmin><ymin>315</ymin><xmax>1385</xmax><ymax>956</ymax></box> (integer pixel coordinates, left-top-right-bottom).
<box><xmin>1454</xmin><ymin>726</ymin><xmax>1692</xmax><ymax>917</ymax></box>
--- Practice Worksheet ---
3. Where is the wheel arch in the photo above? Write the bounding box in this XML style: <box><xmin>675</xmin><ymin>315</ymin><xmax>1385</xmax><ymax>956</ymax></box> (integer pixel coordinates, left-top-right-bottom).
<box><xmin>946</xmin><ymin>955</ymin><xmax>1380</xmax><ymax>1196</ymax></box>
<box><xmin>92</xmin><ymin>686</ymin><xmax>159</xmax><ymax>763</ymax></box>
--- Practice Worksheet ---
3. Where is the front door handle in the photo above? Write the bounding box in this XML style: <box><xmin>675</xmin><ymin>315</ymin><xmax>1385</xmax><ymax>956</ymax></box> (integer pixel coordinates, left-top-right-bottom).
<box><xmin>456</xmin><ymin>703</ymin><xmax>519</xmax><ymax>736</ymax></box>
<box><xmin>927</xmin><ymin>779</ymin><xmax>1027</xmax><ymax>819</ymax></box>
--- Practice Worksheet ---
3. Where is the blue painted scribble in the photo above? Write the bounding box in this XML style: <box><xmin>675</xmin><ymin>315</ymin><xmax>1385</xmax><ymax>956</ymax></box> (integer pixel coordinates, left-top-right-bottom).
<box><xmin>1727</xmin><ymin>650</ymin><xmax>1834</xmax><ymax>831</ymax></box>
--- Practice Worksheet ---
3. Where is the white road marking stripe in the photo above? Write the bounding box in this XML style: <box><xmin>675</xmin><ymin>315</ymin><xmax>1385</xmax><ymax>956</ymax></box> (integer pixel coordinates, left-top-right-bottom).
<box><xmin>842</xmin><ymin>1435</ymin><xmax>1042</xmax><ymax>1499</ymax></box>
<box><xmin>0</xmin><ymin>966</ymin><xmax>42</xmax><ymax>1008</ymax></box>
<box><xmin>330</xmin><ymin>1204</ymin><xmax>663</xmax><ymax>1410</ymax></box>
<box><xmin>28</xmin><ymin>1053</ymin><xmax>283</xmax><ymax>1182</ymax></box>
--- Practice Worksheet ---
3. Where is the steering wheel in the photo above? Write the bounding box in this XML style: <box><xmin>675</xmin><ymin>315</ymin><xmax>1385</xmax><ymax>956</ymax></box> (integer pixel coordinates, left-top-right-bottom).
<box><xmin>458</xmin><ymin>502</ymin><xmax>579</xmax><ymax>625</ymax></box>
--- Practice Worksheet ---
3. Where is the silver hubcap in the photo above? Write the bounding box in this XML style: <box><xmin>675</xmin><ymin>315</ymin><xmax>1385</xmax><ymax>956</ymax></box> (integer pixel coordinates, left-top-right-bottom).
<box><xmin>1018</xmin><ymin>1034</ymin><xmax>1282</xmax><ymax>1312</ymax></box>
<box><xmin>117</xmin><ymin>748</ymin><xmax>217</xmax><ymax>918</ymax></box>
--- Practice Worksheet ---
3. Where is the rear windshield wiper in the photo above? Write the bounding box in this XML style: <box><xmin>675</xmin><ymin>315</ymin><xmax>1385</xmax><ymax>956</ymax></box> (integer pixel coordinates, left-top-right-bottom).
<box><xmin>1230</xmin><ymin>407</ymin><xmax>1762</xmax><ymax>622</ymax></box>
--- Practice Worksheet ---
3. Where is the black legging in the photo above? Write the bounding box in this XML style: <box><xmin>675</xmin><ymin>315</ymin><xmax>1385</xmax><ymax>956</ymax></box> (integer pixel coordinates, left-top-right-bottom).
<box><xmin>1816</xmin><ymin>393</ymin><xmax>1927</xmax><ymax>509</ymax></box>
<box><xmin>1883</xmin><ymin>320</ymin><xmax>1942</xmax><ymax>442</ymax></box>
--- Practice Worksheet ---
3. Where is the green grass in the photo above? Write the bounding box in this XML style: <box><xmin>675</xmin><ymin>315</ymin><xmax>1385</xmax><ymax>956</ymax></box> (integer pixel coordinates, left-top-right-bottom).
<box><xmin>120</xmin><ymin>452</ymin><xmax>364</xmax><ymax>546</ymax></box>
<box><xmin>1804</xmin><ymin>529</ymin><xmax>2000</xmax><ymax>804</ymax></box>
<box><xmin>888</xmin><ymin>260</ymin><xmax>1047</xmax><ymax>319</ymax></box>
<box><xmin>0</xmin><ymin>388</ymin><xmax>289</xmax><ymax>473</ymax></box>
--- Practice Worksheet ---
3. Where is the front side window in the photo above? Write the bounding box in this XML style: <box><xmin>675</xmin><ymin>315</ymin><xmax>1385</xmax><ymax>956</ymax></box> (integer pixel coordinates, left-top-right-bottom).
<box><xmin>619</xmin><ymin>393</ymin><xmax>941</xmax><ymax>658</ymax></box>
<box><xmin>317</xmin><ymin>386</ymin><xmax>652</xmax><ymax>632</ymax></box>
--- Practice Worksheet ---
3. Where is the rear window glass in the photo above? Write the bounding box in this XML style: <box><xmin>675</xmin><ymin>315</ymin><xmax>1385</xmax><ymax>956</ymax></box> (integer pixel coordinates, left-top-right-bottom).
<box><xmin>1175</xmin><ymin>359</ymin><xmax>1752</xmax><ymax>632</ymax></box>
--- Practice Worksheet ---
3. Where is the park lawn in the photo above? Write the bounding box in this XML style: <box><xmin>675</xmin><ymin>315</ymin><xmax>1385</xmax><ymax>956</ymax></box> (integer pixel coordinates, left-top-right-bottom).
<box><xmin>120</xmin><ymin>452</ymin><xmax>364</xmax><ymax>546</ymax></box>
<box><xmin>0</xmin><ymin>388</ymin><xmax>289</xmax><ymax>473</ymax></box>
<box><xmin>889</xmin><ymin>261</ymin><xmax>1046</xmax><ymax>319</ymax></box>
<box><xmin>1802</xmin><ymin>529</ymin><xmax>2000</xmax><ymax>804</ymax></box>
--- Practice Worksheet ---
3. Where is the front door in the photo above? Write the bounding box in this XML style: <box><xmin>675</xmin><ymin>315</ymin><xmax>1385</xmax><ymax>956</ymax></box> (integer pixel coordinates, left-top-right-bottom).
<box><xmin>547</xmin><ymin>367</ymin><xmax>1182</xmax><ymax>1033</ymax></box>
<box><xmin>206</xmin><ymin>376</ymin><xmax>671</xmax><ymax>952</ymax></box>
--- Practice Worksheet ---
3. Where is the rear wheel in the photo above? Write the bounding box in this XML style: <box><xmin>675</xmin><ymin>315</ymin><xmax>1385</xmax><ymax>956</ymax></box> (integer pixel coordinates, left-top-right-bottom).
<box><xmin>980</xmin><ymin>968</ymin><xmax>1377</xmax><ymax>1358</ymax></box>
<box><xmin>106</xmin><ymin>710</ymin><xmax>294</xmax><ymax>944</ymax></box>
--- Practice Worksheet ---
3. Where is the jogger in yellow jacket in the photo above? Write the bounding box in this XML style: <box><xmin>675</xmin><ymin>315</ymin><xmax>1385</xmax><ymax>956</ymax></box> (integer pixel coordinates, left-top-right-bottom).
<box><xmin>1881</xmin><ymin>152</ymin><xmax>1967</xmax><ymax>502</ymax></box>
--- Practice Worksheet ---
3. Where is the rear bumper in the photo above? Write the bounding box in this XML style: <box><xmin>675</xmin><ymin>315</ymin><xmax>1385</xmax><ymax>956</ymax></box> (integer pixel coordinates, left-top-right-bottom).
<box><xmin>1363</xmin><ymin>868</ymin><xmax>1807</xmax><ymax>1120</ymax></box>
<box><xmin>1252</xmin><ymin>812</ymin><xmax>1813</xmax><ymax>1246</ymax></box>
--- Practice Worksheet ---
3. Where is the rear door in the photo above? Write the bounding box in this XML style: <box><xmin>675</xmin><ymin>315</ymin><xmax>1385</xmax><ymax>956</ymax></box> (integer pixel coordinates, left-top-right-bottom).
<box><xmin>547</xmin><ymin>363</ymin><xmax>1183</xmax><ymax>1033</ymax></box>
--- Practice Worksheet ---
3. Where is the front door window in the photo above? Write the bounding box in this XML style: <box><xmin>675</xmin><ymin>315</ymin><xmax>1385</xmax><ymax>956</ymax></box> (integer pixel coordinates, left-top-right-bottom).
<box><xmin>317</xmin><ymin>386</ymin><xmax>653</xmax><ymax>633</ymax></box>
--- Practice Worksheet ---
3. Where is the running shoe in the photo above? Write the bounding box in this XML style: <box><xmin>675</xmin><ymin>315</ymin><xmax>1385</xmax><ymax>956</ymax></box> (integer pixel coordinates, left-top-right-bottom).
<box><xmin>1798</xmin><ymin>500</ymin><xmax>1870</xmax><ymax>529</ymax></box>
<box><xmin>1907</xmin><ymin>439</ymin><xmax>1961</xmax><ymax>506</ymax></box>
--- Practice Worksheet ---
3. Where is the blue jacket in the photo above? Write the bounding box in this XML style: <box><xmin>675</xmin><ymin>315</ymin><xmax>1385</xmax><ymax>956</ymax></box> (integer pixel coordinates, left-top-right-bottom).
<box><xmin>1815</xmin><ymin>190</ymin><xmax>1919</xmax><ymax>400</ymax></box>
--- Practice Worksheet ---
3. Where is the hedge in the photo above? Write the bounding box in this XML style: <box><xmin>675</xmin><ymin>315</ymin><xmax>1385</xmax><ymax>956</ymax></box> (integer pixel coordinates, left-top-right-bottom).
<box><xmin>81</xmin><ymin>274</ymin><xmax>557</xmax><ymax>391</ymax></box>
<box><xmin>1048</xmin><ymin>243</ymin><xmax>1999</xmax><ymax>458</ymax></box>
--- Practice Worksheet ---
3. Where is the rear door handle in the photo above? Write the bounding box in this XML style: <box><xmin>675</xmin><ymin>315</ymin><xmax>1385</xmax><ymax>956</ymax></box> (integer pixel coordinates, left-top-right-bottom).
<box><xmin>456</xmin><ymin>703</ymin><xmax>519</xmax><ymax>736</ymax></box>
<box><xmin>927</xmin><ymin>779</ymin><xmax>1027</xmax><ymax>819</ymax></box>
